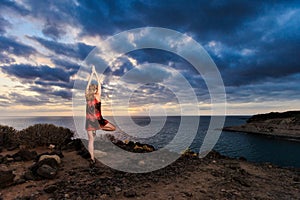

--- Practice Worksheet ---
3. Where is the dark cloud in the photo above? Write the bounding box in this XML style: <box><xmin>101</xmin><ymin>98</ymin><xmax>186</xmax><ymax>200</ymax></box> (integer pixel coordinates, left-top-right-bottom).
<box><xmin>73</xmin><ymin>0</ymin><xmax>125</xmax><ymax>36</ymax></box>
<box><xmin>130</xmin><ymin>0</ymin><xmax>259</xmax><ymax>36</ymax></box>
<box><xmin>51</xmin><ymin>58</ymin><xmax>81</xmax><ymax>71</ymax></box>
<box><xmin>0</xmin><ymin>17</ymin><xmax>10</xmax><ymax>34</ymax></box>
<box><xmin>29</xmin><ymin>36</ymin><xmax>94</xmax><ymax>60</ymax></box>
<box><xmin>0</xmin><ymin>0</ymin><xmax>30</xmax><ymax>16</ymax></box>
<box><xmin>0</xmin><ymin>54</ymin><xmax>15</xmax><ymax>64</ymax></box>
<box><xmin>1</xmin><ymin>0</ymin><xmax>299</xmax><ymax>108</ymax></box>
<box><xmin>225</xmin><ymin>73</ymin><xmax>300</xmax><ymax>103</ymax></box>
<box><xmin>70</xmin><ymin>0</ymin><xmax>300</xmax><ymax>87</ymax></box>
<box><xmin>42</xmin><ymin>21</ymin><xmax>66</xmax><ymax>40</ymax></box>
<box><xmin>0</xmin><ymin>62</ymin><xmax>77</xmax><ymax>100</ymax></box>
<box><xmin>50</xmin><ymin>90</ymin><xmax>72</xmax><ymax>99</ymax></box>
<box><xmin>2</xmin><ymin>64</ymin><xmax>70</xmax><ymax>82</ymax></box>
<box><xmin>0</xmin><ymin>36</ymin><xmax>36</xmax><ymax>57</ymax></box>
<box><xmin>129</xmin><ymin>83</ymin><xmax>179</xmax><ymax>106</ymax></box>
<box><xmin>29</xmin><ymin>85</ymin><xmax>72</xmax><ymax>100</ymax></box>
<box><xmin>19</xmin><ymin>0</ymin><xmax>76</xmax><ymax>39</ymax></box>
<box><xmin>121</xmin><ymin>64</ymin><xmax>172</xmax><ymax>84</ymax></box>
<box><xmin>128</xmin><ymin>49</ymin><xmax>185</xmax><ymax>66</ymax></box>
<box><xmin>8</xmin><ymin>92</ymin><xmax>49</xmax><ymax>106</ymax></box>
<box><xmin>211</xmin><ymin>30</ymin><xmax>300</xmax><ymax>86</ymax></box>
<box><xmin>34</xmin><ymin>80</ymin><xmax>74</xmax><ymax>89</ymax></box>
<box><xmin>0</xmin><ymin>35</ymin><xmax>34</xmax><ymax>65</ymax></box>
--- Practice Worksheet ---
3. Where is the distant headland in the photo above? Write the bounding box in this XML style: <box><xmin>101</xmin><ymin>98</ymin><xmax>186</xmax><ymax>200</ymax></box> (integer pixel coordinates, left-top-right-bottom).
<box><xmin>223</xmin><ymin>111</ymin><xmax>300</xmax><ymax>141</ymax></box>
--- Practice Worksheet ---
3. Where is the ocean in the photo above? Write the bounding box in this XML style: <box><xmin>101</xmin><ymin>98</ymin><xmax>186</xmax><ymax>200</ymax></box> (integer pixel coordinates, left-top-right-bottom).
<box><xmin>0</xmin><ymin>116</ymin><xmax>299</xmax><ymax>168</ymax></box>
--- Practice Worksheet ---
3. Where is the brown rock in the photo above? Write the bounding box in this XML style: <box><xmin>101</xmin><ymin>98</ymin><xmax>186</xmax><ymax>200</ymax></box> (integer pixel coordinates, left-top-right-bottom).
<box><xmin>36</xmin><ymin>164</ymin><xmax>57</xmax><ymax>179</ymax></box>
<box><xmin>44</xmin><ymin>185</ymin><xmax>58</xmax><ymax>193</ymax></box>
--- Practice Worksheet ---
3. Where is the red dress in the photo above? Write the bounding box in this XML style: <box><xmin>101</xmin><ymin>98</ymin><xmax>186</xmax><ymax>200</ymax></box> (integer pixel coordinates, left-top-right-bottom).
<box><xmin>85</xmin><ymin>98</ymin><xmax>109</xmax><ymax>131</ymax></box>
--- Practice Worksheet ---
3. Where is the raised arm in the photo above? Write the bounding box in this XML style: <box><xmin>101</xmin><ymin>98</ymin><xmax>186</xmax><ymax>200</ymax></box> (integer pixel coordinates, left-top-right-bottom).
<box><xmin>86</xmin><ymin>71</ymin><xmax>94</xmax><ymax>93</ymax></box>
<box><xmin>93</xmin><ymin>67</ymin><xmax>102</xmax><ymax>98</ymax></box>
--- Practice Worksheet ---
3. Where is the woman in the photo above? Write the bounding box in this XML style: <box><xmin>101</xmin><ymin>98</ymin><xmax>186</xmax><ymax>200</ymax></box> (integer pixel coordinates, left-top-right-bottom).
<box><xmin>85</xmin><ymin>66</ymin><xmax>116</xmax><ymax>165</ymax></box>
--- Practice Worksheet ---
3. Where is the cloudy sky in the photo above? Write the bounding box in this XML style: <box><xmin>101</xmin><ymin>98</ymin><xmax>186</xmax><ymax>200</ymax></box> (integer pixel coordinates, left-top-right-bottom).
<box><xmin>0</xmin><ymin>0</ymin><xmax>299</xmax><ymax>116</ymax></box>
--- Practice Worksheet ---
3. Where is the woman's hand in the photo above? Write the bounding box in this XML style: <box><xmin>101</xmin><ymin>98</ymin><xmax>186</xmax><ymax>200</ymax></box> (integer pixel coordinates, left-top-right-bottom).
<box><xmin>92</xmin><ymin>65</ymin><xmax>96</xmax><ymax>74</ymax></box>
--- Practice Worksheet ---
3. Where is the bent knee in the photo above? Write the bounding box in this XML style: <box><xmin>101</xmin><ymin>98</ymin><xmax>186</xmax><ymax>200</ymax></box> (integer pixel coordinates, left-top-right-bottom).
<box><xmin>102</xmin><ymin>125</ymin><xmax>116</xmax><ymax>131</ymax></box>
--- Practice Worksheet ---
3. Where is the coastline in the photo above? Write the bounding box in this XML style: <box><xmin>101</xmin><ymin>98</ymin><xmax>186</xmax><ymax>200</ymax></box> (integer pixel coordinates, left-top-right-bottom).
<box><xmin>0</xmin><ymin>123</ymin><xmax>299</xmax><ymax>199</ymax></box>
<box><xmin>223</xmin><ymin>126</ymin><xmax>300</xmax><ymax>142</ymax></box>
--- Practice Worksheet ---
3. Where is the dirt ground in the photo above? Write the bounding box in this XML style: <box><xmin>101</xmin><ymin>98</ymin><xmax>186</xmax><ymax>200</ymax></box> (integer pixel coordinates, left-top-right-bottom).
<box><xmin>1</xmin><ymin>146</ymin><xmax>300</xmax><ymax>200</ymax></box>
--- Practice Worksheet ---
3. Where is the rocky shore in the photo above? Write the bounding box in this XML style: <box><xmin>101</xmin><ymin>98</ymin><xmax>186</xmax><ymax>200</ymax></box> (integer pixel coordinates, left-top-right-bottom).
<box><xmin>223</xmin><ymin>111</ymin><xmax>300</xmax><ymax>141</ymax></box>
<box><xmin>0</xmin><ymin>124</ymin><xmax>300</xmax><ymax>199</ymax></box>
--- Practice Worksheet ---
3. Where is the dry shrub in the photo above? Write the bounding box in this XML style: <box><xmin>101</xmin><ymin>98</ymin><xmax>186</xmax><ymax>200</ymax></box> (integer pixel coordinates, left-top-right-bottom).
<box><xmin>0</xmin><ymin>125</ymin><xmax>18</xmax><ymax>147</ymax></box>
<box><xmin>16</xmin><ymin>124</ymin><xmax>74</xmax><ymax>148</ymax></box>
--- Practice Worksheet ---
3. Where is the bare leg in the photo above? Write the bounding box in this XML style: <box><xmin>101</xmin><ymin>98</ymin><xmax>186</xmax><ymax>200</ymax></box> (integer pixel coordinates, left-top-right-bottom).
<box><xmin>101</xmin><ymin>122</ymin><xmax>116</xmax><ymax>131</ymax></box>
<box><xmin>87</xmin><ymin>130</ymin><xmax>95</xmax><ymax>161</ymax></box>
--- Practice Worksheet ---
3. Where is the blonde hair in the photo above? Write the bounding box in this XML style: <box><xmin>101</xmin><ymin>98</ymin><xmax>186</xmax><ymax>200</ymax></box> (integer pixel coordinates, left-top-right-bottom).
<box><xmin>86</xmin><ymin>84</ymin><xmax>98</xmax><ymax>101</ymax></box>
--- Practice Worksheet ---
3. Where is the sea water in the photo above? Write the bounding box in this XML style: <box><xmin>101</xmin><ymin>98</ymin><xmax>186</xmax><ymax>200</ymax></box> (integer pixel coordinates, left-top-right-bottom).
<box><xmin>0</xmin><ymin>116</ymin><xmax>299</xmax><ymax>168</ymax></box>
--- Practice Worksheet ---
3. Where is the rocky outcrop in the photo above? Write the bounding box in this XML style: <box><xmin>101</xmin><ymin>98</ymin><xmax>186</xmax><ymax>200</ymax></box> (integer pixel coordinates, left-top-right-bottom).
<box><xmin>224</xmin><ymin>111</ymin><xmax>300</xmax><ymax>141</ymax></box>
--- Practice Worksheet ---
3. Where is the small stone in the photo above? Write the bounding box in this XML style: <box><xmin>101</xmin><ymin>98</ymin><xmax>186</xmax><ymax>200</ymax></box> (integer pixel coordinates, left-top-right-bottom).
<box><xmin>68</xmin><ymin>170</ymin><xmax>76</xmax><ymax>176</ymax></box>
<box><xmin>232</xmin><ymin>176</ymin><xmax>251</xmax><ymax>187</ymax></box>
<box><xmin>124</xmin><ymin>189</ymin><xmax>137</xmax><ymax>198</ymax></box>
<box><xmin>181</xmin><ymin>191</ymin><xmax>192</xmax><ymax>197</ymax></box>
<box><xmin>114</xmin><ymin>186</ymin><xmax>122</xmax><ymax>192</ymax></box>
<box><xmin>64</xmin><ymin>193</ymin><xmax>70</xmax><ymax>198</ymax></box>
<box><xmin>14</xmin><ymin>178</ymin><xmax>26</xmax><ymax>185</ymax></box>
<box><xmin>143</xmin><ymin>183</ymin><xmax>151</xmax><ymax>188</ymax></box>
<box><xmin>138</xmin><ymin>160</ymin><xmax>145</xmax><ymax>166</ymax></box>
<box><xmin>199</xmin><ymin>189</ymin><xmax>207</xmax><ymax>193</ymax></box>
<box><xmin>99</xmin><ymin>194</ymin><xmax>108</xmax><ymax>199</ymax></box>
<box><xmin>44</xmin><ymin>185</ymin><xmax>58</xmax><ymax>193</ymax></box>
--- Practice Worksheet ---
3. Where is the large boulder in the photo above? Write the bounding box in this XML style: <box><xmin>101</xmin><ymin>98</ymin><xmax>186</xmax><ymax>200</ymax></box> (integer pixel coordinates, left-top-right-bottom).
<box><xmin>30</xmin><ymin>153</ymin><xmax>62</xmax><ymax>179</ymax></box>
